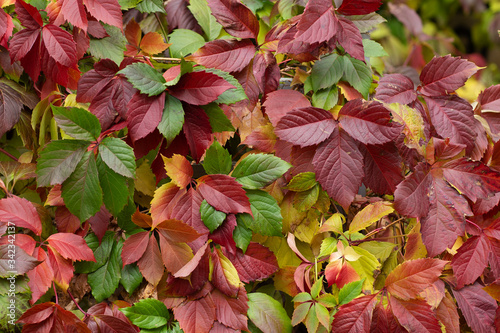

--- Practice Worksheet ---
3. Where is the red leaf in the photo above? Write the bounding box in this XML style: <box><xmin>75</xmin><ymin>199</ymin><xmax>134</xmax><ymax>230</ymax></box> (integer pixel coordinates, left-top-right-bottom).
<box><xmin>394</xmin><ymin>162</ymin><xmax>432</xmax><ymax>217</ymax></box>
<box><xmin>83</xmin><ymin>0</ymin><xmax>123</xmax><ymax>29</ymax></box>
<box><xmin>209</xmin><ymin>214</ymin><xmax>237</xmax><ymax>255</ymax></box>
<box><xmin>294</xmin><ymin>0</ymin><xmax>337</xmax><ymax>44</ymax></box>
<box><xmin>165</xmin><ymin>0</ymin><xmax>201</xmax><ymax>32</ymax></box>
<box><xmin>16</xmin><ymin>0</ymin><xmax>43</xmax><ymax>29</ymax></box>
<box><xmin>252</xmin><ymin>50</ymin><xmax>280</xmax><ymax>95</ymax></box>
<box><xmin>150</xmin><ymin>182</ymin><xmax>184</xmax><ymax>223</ymax></box>
<box><xmin>173</xmin><ymin>241</ymin><xmax>209</xmax><ymax>278</ymax></box>
<box><xmin>183</xmin><ymin>104</ymin><xmax>213</xmax><ymax>162</ymax></box>
<box><xmin>436</xmin><ymin>291</ymin><xmax>460</xmax><ymax>333</ymax></box>
<box><xmin>211</xmin><ymin>247</ymin><xmax>240</xmax><ymax>297</ymax></box>
<box><xmin>389</xmin><ymin>297</ymin><xmax>441</xmax><ymax>333</ymax></box>
<box><xmin>46</xmin><ymin>247</ymin><xmax>74</xmax><ymax>291</ymax></box>
<box><xmin>197</xmin><ymin>174</ymin><xmax>252</xmax><ymax>215</ymax></box>
<box><xmin>330</xmin><ymin>293</ymin><xmax>378</xmax><ymax>333</ymax></box>
<box><xmin>173</xmin><ymin>293</ymin><xmax>217</xmax><ymax>333</ymax></box>
<box><xmin>126</xmin><ymin>92</ymin><xmax>165</xmax><ymax>142</ymax></box>
<box><xmin>223</xmin><ymin>242</ymin><xmax>278</xmax><ymax>283</ymax></box>
<box><xmin>158</xmin><ymin>231</ymin><xmax>193</xmax><ymax>274</ymax></box>
<box><xmin>0</xmin><ymin>234</ymin><xmax>36</xmax><ymax>255</ymax></box>
<box><xmin>61</xmin><ymin>0</ymin><xmax>88</xmax><ymax>31</ymax></box>
<box><xmin>76</xmin><ymin>60</ymin><xmax>116</xmax><ymax>102</ymax></box>
<box><xmin>385</xmin><ymin>258</ymin><xmax>447</xmax><ymax>300</ymax></box>
<box><xmin>47</xmin><ymin>233</ymin><xmax>96</xmax><ymax>262</ymax></box>
<box><xmin>169</xmin><ymin>71</ymin><xmax>235</xmax><ymax>105</ymax></box>
<box><xmin>313</xmin><ymin>126</ymin><xmax>364</xmax><ymax>209</ymax></box>
<box><xmin>88</xmin><ymin>205</ymin><xmax>111</xmax><ymax>243</ymax></box>
<box><xmin>26</xmin><ymin>248</ymin><xmax>54</xmax><ymax>304</ymax></box>
<box><xmin>275</xmin><ymin>107</ymin><xmax>337</xmax><ymax>147</ymax></box>
<box><xmin>0</xmin><ymin>79</ymin><xmax>27</xmax><ymax>138</ymax></box>
<box><xmin>156</xmin><ymin>219</ymin><xmax>201</xmax><ymax>243</ymax></box>
<box><xmin>424</xmin><ymin>95</ymin><xmax>476</xmax><ymax>153</ymax></box>
<box><xmin>9</xmin><ymin>28</ymin><xmax>40</xmax><ymax>63</ymax></box>
<box><xmin>262</xmin><ymin>89</ymin><xmax>311</xmax><ymax>127</ymax></box>
<box><xmin>452</xmin><ymin>283</ymin><xmax>497</xmax><ymax>333</ymax></box>
<box><xmin>18</xmin><ymin>302</ymin><xmax>90</xmax><ymax>332</ymax></box>
<box><xmin>121</xmin><ymin>231</ymin><xmax>150</xmax><ymax>266</ymax></box>
<box><xmin>86</xmin><ymin>314</ymin><xmax>139</xmax><ymax>333</ymax></box>
<box><xmin>451</xmin><ymin>235</ymin><xmax>490</xmax><ymax>288</ymax></box>
<box><xmin>19</xmin><ymin>34</ymin><xmax>41</xmax><ymax>81</ymax></box>
<box><xmin>375</xmin><ymin>73</ymin><xmax>417</xmax><ymax>104</ymax></box>
<box><xmin>360</xmin><ymin>142</ymin><xmax>403</xmax><ymax>195</ymax></box>
<box><xmin>337</xmin><ymin>0</ymin><xmax>382</xmax><ymax>15</ymax></box>
<box><xmin>370</xmin><ymin>301</ymin><xmax>407</xmax><ymax>333</ymax></box>
<box><xmin>0</xmin><ymin>244</ymin><xmax>39</xmax><ymax>275</ymax></box>
<box><xmin>207</xmin><ymin>0</ymin><xmax>259</xmax><ymax>39</ymax></box>
<box><xmin>186</xmin><ymin>39</ymin><xmax>255</xmax><ymax>73</ymax></box>
<box><xmin>42</xmin><ymin>24</ymin><xmax>78</xmax><ymax>67</ymax></box>
<box><xmin>170</xmin><ymin>188</ymin><xmax>209</xmax><ymax>240</ymax></box>
<box><xmin>211</xmin><ymin>288</ymin><xmax>248</xmax><ymax>331</ymax></box>
<box><xmin>420</xmin><ymin>177</ymin><xmax>468</xmax><ymax>257</ymax></box>
<box><xmin>388</xmin><ymin>3</ymin><xmax>423</xmax><ymax>36</ymax></box>
<box><xmin>419</xmin><ymin>55</ymin><xmax>479</xmax><ymax>96</ymax></box>
<box><xmin>0</xmin><ymin>196</ymin><xmax>42</xmax><ymax>235</ymax></box>
<box><xmin>477</xmin><ymin>84</ymin><xmax>500</xmax><ymax>112</ymax></box>
<box><xmin>137</xmin><ymin>234</ymin><xmax>164</xmax><ymax>286</ymax></box>
<box><xmin>325</xmin><ymin>260</ymin><xmax>360</xmax><ymax>288</ymax></box>
<box><xmin>336</xmin><ymin>17</ymin><xmax>364</xmax><ymax>62</ymax></box>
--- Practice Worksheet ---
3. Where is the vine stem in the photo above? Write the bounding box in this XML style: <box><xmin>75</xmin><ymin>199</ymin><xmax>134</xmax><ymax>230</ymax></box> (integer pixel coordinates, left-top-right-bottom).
<box><xmin>154</xmin><ymin>13</ymin><xmax>169</xmax><ymax>45</ymax></box>
<box><xmin>148</xmin><ymin>56</ymin><xmax>182</xmax><ymax>62</ymax></box>
<box><xmin>362</xmin><ymin>217</ymin><xmax>405</xmax><ymax>239</ymax></box>
<box><xmin>0</xmin><ymin>147</ymin><xmax>18</xmax><ymax>162</ymax></box>
<box><xmin>53</xmin><ymin>282</ymin><xmax>58</xmax><ymax>304</ymax></box>
<box><xmin>68</xmin><ymin>290</ymin><xmax>87</xmax><ymax>317</ymax></box>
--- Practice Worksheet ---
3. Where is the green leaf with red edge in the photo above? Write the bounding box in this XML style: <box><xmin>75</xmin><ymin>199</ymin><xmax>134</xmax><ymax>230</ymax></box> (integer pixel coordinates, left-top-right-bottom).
<box><xmin>394</xmin><ymin>162</ymin><xmax>432</xmax><ymax>217</ymax></box>
<box><xmin>275</xmin><ymin>107</ymin><xmax>336</xmax><ymax>148</ymax></box>
<box><xmin>121</xmin><ymin>231</ymin><xmax>150</xmax><ymax>266</ymax></box>
<box><xmin>162</xmin><ymin>154</ymin><xmax>193</xmax><ymax>189</ymax></box>
<box><xmin>42</xmin><ymin>24</ymin><xmax>77</xmax><ymax>67</ymax></box>
<box><xmin>339</xmin><ymin>99</ymin><xmax>402</xmax><ymax>145</ymax></box>
<box><xmin>83</xmin><ymin>0</ymin><xmax>123</xmax><ymax>29</ymax></box>
<box><xmin>223</xmin><ymin>242</ymin><xmax>278</xmax><ymax>283</ymax></box>
<box><xmin>451</xmin><ymin>234</ymin><xmax>490</xmax><ymax>289</ymax></box>
<box><xmin>173</xmin><ymin>291</ymin><xmax>216</xmax><ymax>333</ymax></box>
<box><xmin>453</xmin><ymin>283</ymin><xmax>497</xmax><ymax>333</ymax></box>
<box><xmin>61</xmin><ymin>0</ymin><xmax>88</xmax><ymax>31</ymax></box>
<box><xmin>0</xmin><ymin>245</ymin><xmax>39</xmax><ymax>277</ymax></box>
<box><xmin>330</xmin><ymin>293</ymin><xmax>378</xmax><ymax>333</ymax></box>
<box><xmin>313</xmin><ymin>126</ymin><xmax>364</xmax><ymax>209</ymax></box>
<box><xmin>207</xmin><ymin>0</ymin><xmax>259</xmax><ymax>39</ymax></box>
<box><xmin>15</xmin><ymin>0</ymin><xmax>43</xmax><ymax>29</ymax></box>
<box><xmin>291</xmin><ymin>302</ymin><xmax>312</xmax><ymax>326</ymax></box>
<box><xmin>389</xmin><ymin>297</ymin><xmax>441</xmax><ymax>333</ymax></box>
<box><xmin>17</xmin><ymin>302</ymin><xmax>90</xmax><ymax>333</ymax></box>
<box><xmin>118</xmin><ymin>62</ymin><xmax>166</xmax><ymax>96</ymax></box>
<box><xmin>263</xmin><ymin>89</ymin><xmax>311</xmax><ymax>127</ymax></box>
<box><xmin>169</xmin><ymin>71</ymin><xmax>235</xmax><ymax>105</ymax></box>
<box><xmin>0</xmin><ymin>196</ymin><xmax>42</xmax><ymax>235</ymax></box>
<box><xmin>137</xmin><ymin>233</ymin><xmax>164</xmax><ymax>286</ymax></box>
<box><xmin>247</xmin><ymin>292</ymin><xmax>292</xmax><ymax>333</ymax></box>
<box><xmin>419</xmin><ymin>55</ymin><xmax>479</xmax><ymax>96</ymax></box>
<box><xmin>126</xmin><ymin>92</ymin><xmax>165</xmax><ymax>142</ymax></box>
<box><xmin>46</xmin><ymin>233</ymin><xmax>96</xmax><ymax>262</ymax></box>
<box><xmin>186</xmin><ymin>39</ymin><xmax>256</xmax><ymax>73</ymax></box>
<box><xmin>385</xmin><ymin>258</ymin><xmax>447</xmax><ymax>300</ymax></box>
<box><xmin>182</xmin><ymin>103</ymin><xmax>213</xmax><ymax>163</ymax></box>
<box><xmin>375</xmin><ymin>73</ymin><xmax>417</xmax><ymax>104</ymax></box>
<box><xmin>197</xmin><ymin>174</ymin><xmax>252</xmax><ymax>215</ymax></box>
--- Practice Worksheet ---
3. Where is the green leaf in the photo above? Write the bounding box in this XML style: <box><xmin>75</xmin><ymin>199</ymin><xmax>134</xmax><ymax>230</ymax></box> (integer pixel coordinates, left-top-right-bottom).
<box><xmin>342</xmin><ymin>55</ymin><xmax>372</xmax><ymax>99</ymax></box>
<box><xmin>293</xmin><ymin>292</ymin><xmax>313</xmax><ymax>303</ymax></box>
<box><xmin>234</xmin><ymin>218</ymin><xmax>252</xmax><ymax>252</ymax></box>
<box><xmin>238</xmin><ymin>190</ymin><xmax>282</xmax><ymax>236</ymax></box>
<box><xmin>158</xmin><ymin>95</ymin><xmax>184</xmax><ymax>143</ymax></box>
<box><xmin>97</xmin><ymin>156</ymin><xmax>129</xmax><ymax>216</ymax></box>
<box><xmin>188</xmin><ymin>0</ymin><xmax>222</xmax><ymax>40</ymax></box>
<box><xmin>200</xmin><ymin>199</ymin><xmax>226</xmax><ymax>232</ymax></box>
<box><xmin>121</xmin><ymin>264</ymin><xmax>143</xmax><ymax>294</ymax></box>
<box><xmin>136</xmin><ymin>0</ymin><xmax>166</xmax><ymax>13</ymax></box>
<box><xmin>37</xmin><ymin>140</ymin><xmax>90</xmax><ymax>186</ymax></box>
<box><xmin>75</xmin><ymin>232</ymin><xmax>114</xmax><ymax>273</ymax></box>
<box><xmin>338</xmin><ymin>279</ymin><xmax>364</xmax><ymax>305</ymax></box>
<box><xmin>89</xmin><ymin>25</ymin><xmax>127</xmax><ymax>65</ymax></box>
<box><xmin>119</xmin><ymin>0</ymin><xmax>143</xmax><ymax>10</ymax></box>
<box><xmin>348</xmin><ymin>246</ymin><xmax>381</xmax><ymax>292</ymax></box>
<box><xmin>98</xmin><ymin>137</ymin><xmax>136</xmax><ymax>178</ymax></box>
<box><xmin>51</xmin><ymin>106</ymin><xmax>101</xmax><ymax>141</ymax></box>
<box><xmin>203</xmin><ymin>140</ymin><xmax>232</xmax><ymax>175</ymax></box>
<box><xmin>62</xmin><ymin>151</ymin><xmax>103</xmax><ymax>221</ymax></box>
<box><xmin>312</xmin><ymin>86</ymin><xmax>338</xmax><ymax>110</ymax></box>
<box><xmin>168</xmin><ymin>29</ymin><xmax>205</xmax><ymax>58</ymax></box>
<box><xmin>310</xmin><ymin>53</ymin><xmax>344</xmax><ymax>92</ymax></box>
<box><xmin>319</xmin><ymin>237</ymin><xmax>337</xmax><ymax>258</ymax></box>
<box><xmin>202</xmin><ymin>103</ymin><xmax>235</xmax><ymax>132</ymax></box>
<box><xmin>311</xmin><ymin>279</ymin><xmax>323</xmax><ymax>299</ymax></box>
<box><xmin>121</xmin><ymin>298</ymin><xmax>170</xmax><ymax>329</ymax></box>
<box><xmin>247</xmin><ymin>292</ymin><xmax>292</xmax><ymax>333</ymax></box>
<box><xmin>117</xmin><ymin>199</ymin><xmax>142</xmax><ymax>233</ymax></box>
<box><xmin>358</xmin><ymin>241</ymin><xmax>397</xmax><ymax>264</ymax></box>
<box><xmin>119</xmin><ymin>63</ymin><xmax>166</xmax><ymax>96</ymax></box>
<box><xmin>293</xmin><ymin>184</ymin><xmax>319</xmax><ymax>211</ymax></box>
<box><xmin>88</xmin><ymin>238</ymin><xmax>122</xmax><ymax>302</ymax></box>
<box><xmin>197</xmin><ymin>67</ymin><xmax>247</xmax><ymax>105</ymax></box>
<box><xmin>287</xmin><ymin>172</ymin><xmax>317</xmax><ymax>191</ymax></box>
<box><xmin>232</xmin><ymin>154</ymin><xmax>291</xmax><ymax>189</ymax></box>
<box><xmin>362</xmin><ymin>39</ymin><xmax>388</xmax><ymax>58</ymax></box>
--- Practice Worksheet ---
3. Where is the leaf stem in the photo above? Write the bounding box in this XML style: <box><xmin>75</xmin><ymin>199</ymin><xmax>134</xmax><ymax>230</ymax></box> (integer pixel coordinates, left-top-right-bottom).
<box><xmin>0</xmin><ymin>147</ymin><xmax>18</xmax><ymax>162</ymax></box>
<box><xmin>362</xmin><ymin>217</ymin><xmax>405</xmax><ymax>239</ymax></box>
<box><xmin>154</xmin><ymin>13</ymin><xmax>169</xmax><ymax>45</ymax></box>
<box><xmin>148</xmin><ymin>56</ymin><xmax>182</xmax><ymax>62</ymax></box>
<box><xmin>53</xmin><ymin>282</ymin><xmax>58</xmax><ymax>304</ymax></box>
<box><xmin>68</xmin><ymin>290</ymin><xmax>87</xmax><ymax>316</ymax></box>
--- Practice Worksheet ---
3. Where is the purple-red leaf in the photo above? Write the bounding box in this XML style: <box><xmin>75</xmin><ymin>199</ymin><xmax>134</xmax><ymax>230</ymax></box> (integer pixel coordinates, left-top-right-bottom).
<box><xmin>389</xmin><ymin>297</ymin><xmax>441</xmax><ymax>333</ymax></box>
<box><xmin>16</xmin><ymin>0</ymin><xmax>43</xmax><ymax>29</ymax></box>
<box><xmin>137</xmin><ymin>234</ymin><xmax>164</xmax><ymax>286</ymax></box>
<box><xmin>294</xmin><ymin>0</ymin><xmax>337</xmax><ymax>44</ymax></box>
<box><xmin>313</xmin><ymin>126</ymin><xmax>364</xmax><ymax>209</ymax></box>
<box><xmin>388</xmin><ymin>3</ymin><xmax>422</xmax><ymax>36</ymax></box>
<box><xmin>263</xmin><ymin>89</ymin><xmax>311</xmax><ymax>127</ymax></box>
<box><xmin>42</xmin><ymin>24</ymin><xmax>78</xmax><ymax>67</ymax></box>
<box><xmin>375</xmin><ymin>73</ymin><xmax>417</xmax><ymax>104</ymax></box>
<box><xmin>223</xmin><ymin>242</ymin><xmax>278</xmax><ymax>283</ymax></box>
<box><xmin>169</xmin><ymin>71</ymin><xmax>235</xmax><ymax>105</ymax></box>
<box><xmin>451</xmin><ymin>235</ymin><xmax>490</xmax><ymax>289</ymax></box>
<box><xmin>477</xmin><ymin>85</ymin><xmax>500</xmax><ymax>112</ymax></box>
<box><xmin>207</xmin><ymin>0</ymin><xmax>259</xmax><ymax>39</ymax></box>
<box><xmin>452</xmin><ymin>283</ymin><xmax>497</xmax><ymax>333</ymax></box>
<box><xmin>121</xmin><ymin>231</ymin><xmax>150</xmax><ymax>266</ymax></box>
<box><xmin>182</xmin><ymin>104</ymin><xmax>213</xmax><ymax>163</ymax></box>
<box><xmin>61</xmin><ymin>0</ymin><xmax>88</xmax><ymax>31</ymax></box>
<box><xmin>173</xmin><ymin>293</ymin><xmax>216</xmax><ymax>333</ymax></box>
<box><xmin>197</xmin><ymin>174</ymin><xmax>252</xmax><ymax>215</ymax></box>
<box><xmin>126</xmin><ymin>92</ymin><xmax>165</xmax><ymax>142</ymax></box>
<box><xmin>360</xmin><ymin>142</ymin><xmax>403</xmax><ymax>195</ymax></box>
<box><xmin>337</xmin><ymin>0</ymin><xmax>382</xmax><ymax>15</ymax></box>
<box><xmin>419</xmin><ymin>55</ymin><xmax>479</xmax><ymax>96</ymax></box>
<box><xmin>252</xmin><ymin>50</ymin><xmax>280</xmax><ymax>95</ymax></box>
<box><xmin>394</xmin><ymin>162</ymin><xmax>432</xmax><ymax>217</ymax></box>
<box><xmin>83</xmin><ymin>0</ymin><xmax>123</xmax><ymax>29</ymax></box>
<box><xmin>330</xmin><ymin>293</ymin><xmax>378</xmax><ymax>333</ymax></box>
<box><xmin>336</xmin><ymin>17</ymin><xmax>364</xmax><ymax>62</ymax></box>
<box><xmin>275</xmin><ymin>107</ymin><xmax>336</xmax><ymax>147</ymax></box>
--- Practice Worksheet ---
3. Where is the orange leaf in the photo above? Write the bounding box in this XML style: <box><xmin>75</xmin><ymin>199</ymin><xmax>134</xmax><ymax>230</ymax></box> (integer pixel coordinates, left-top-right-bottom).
<box><xmin>132</xmin><ymin>208</ymin><xmax>152</xmax><ymax>228</ymax></box>
<box><xmin>162</xmin><ymin>154</ymin><xmax>193</xmax><ymax>189</ymax></box>
<box><xmin>125</xmin><ymin>18</ymin><xmax>141</xmax><ymax>46</ymax></box>
<box><xmin>140</xmin><ymin>32</ymin><xmax>170</xmax><ymax>55</ymax></box>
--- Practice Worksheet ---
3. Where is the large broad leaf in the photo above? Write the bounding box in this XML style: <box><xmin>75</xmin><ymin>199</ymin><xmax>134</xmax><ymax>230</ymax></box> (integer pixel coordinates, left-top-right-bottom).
<box><xmin>186</xmin><ymin>39</ymin><xmax>255</xmax><ymax>73</ymax></box>
<box><xmin>337</xmin><ymin>0</ymin><xmax>382</xmax><ymax>15</ymax></box>
<box><xmin>452</xmin><ymin>283</ymin><xmax>497</xmax><ymax>333</ymax></box>
<box><xmin>247</xmin><ymin>292</ymin><xmax>292</xmax><ymax>333</ymax></box>
<box><xmin>339</xmin><ymin>99</ymin><xmax>402</xmax><ymax>145</ymax></box>
<box><xmin>436</xmin><ymin>291</ymin><xmax>460</xmax><ymax>333</ymax></box>
<box><xmin>61</xmin><ymin>0</ymin><xmax>87</xmax><ymax>31</ymax></box>
<box><xmin>120</xmin><ymin>298</ymin><xmax>170</xmax><ymax>330</ymax></box>
<box><xmin>275</xmin><ymin>107</ymin><xmax>336</xmax><ymax>147</ymax></box>
<box><xmin>121</xmin><ymin>231</ymin><xmax>150</xmax><ymax>266</ymax></box>
<box><xmin>88</xmin><ymin>239</ymin><xmax>122</xmax><ymax>302</ymax></box>
<box><xmin>330</xmin><ymin>293</ymin><xmax>378</xmax><ymax>333</ymax></box>
<box><xmin>207</xmin><ymin>0</ymin><xmax>259</xmax><ymax>39</ymax></box>
<box><xmin>203</xmin><ymin>102</ymin><xmax>235</xmax><ymax>132</ymax></box>
<box><xmin>88</xmin><ymin>25</ymin><xmax>127</xmax><ymax>65</ymax></box>
<box><xmin>197</xmin><ymin>174</ymin><xmax>252</xmax><ymax>215</ymax></box>
<box><xmin>137</xmin><ymin>233</ymin><xmax>164</xmax><ymax>286</ymax></box>
<box><xmin>168</xmin><ymin>29</ymin><xmax>205</xmax><ymax>58</ymax></box>
<box><xmin>451</xmin><ymin>235</ymin><xmax>490</xmax><ymax>289</ymax></box>
<box><xmin>374</xmin><ymin>73</ymin><xmax>417</xmax><ymax>104</ymax></box>
<box><xmin>223</xmin><ymin>242</ymin><xmax>278</xmax><ymax>282</ymax></box>
<box><xmin>232</xmin><ymin>154</ymin><xmax>291</xmax><ymax>189</ymax></box>
<box><xmin>360</xmin><ymin>142</ymin><xmax>403</xmax><ymax>195</ymax></box>
<box><xmin>126</xmin><ymin>92</ymin><xmax>165</xmax><ymax>142</ymax></box>
<box><xmin>18</xmin><ymin>302</ymin><xmax>87</xmax><ymax>332</ymax></box>
<box><xmin>309</xmin><ymin>53</ymin><xmax>344</xmax><ymax>92</ymax></box>
<box><xmin>0</xmin><ymin>196</ymin><xmax>42</xmax><ymax>235</ymax></box>
<box><xmin>47</xmin><ymin>233</ymin><xmax>95</xmax><ymax>262</ymax></box>
<box><xmin>62</xmin><ymin>151</ymin><xmax>103</xmax><ymax>221</ymax></box>
<box><xmin>52</xmin><ymin>106</ymin><xmax>101</xmax><ymax>141</ymax></box>
<box><xmin>263</xmin><ymin>89</ymin><xmax>311</xmax><ymax>127</ymax></box>
<box><xmin>98</xmin><ymin>137</ymin><xmax>136</xmax><ymax>178</ymax></box>
<box><xmin>389</xmin><ymin>297</ymin><xmax>441</xmax><ymax>333</ymax></box>
<box><xmin>173</xmin><ymin>293</ymin><xmax>216</xmax><ymax>333</ymax></box>
<box><xmin>349</xmin><ymin>201</ymin><xmax>394</xmax><ymax>233</ymax></box>
<box><xmin>37</xmin><ymin>140</ymin><xmax>90</xmax><ymax>186</ymax></box>
<box><xmin>293</xmin><ymin>0</ymin><xmax>337</xmax><ymax>44</ymax></box>
<box><xmin>119</xmin><ymin>62</ymin><xmax>166</xmax><ymax>96</ymax></box>
<box><xmin>188</xmin><ymin>0</ymin><xmax>222</xmax><ymax>40</ymax></box>
<box><xmin>385</xmin><ymin>258</ymin><xmax>447</xmax><ymax>300</ymax></box>
<box><xmin>42</xmin><ymin>24</ymin><xmax>77</xmax><ymax>68</ymax></box>
<box><xmin>237</xmin><ymin>190</ymin><xmax>283</xmax><ymax>236</ymax></box>
<box><xmin>15</xmin><ymin>0</ymin><xmax>43</xmax><ymax>29</ymax></box>
<box><xmin>313</xmin><ymin>126</ymin><xmax>364</xmax><ymax>209</ymax></box>
<box><xmin>162</xmin><ymin>154</ymin><xmax>193</xmax><ymax>189</ymax></box>
<box><xmin>419</xmin><ymin>55</ymin><xmax>479</xmax><ymax>96</ymax></box>
<box><xmin>83</xmin><ymin>0</ymin><xmax>123</xmax><ymax>29</ymax></box>
<box><xmin>394</xmin><ymin>162</ymin><xmax>432</xmax><ymax>217</ymax></box>
<box><xmin>342</xmin><ymin>55</ymin><xmax>372</xmax><ymax>99</ymax></box>
<box><xmin>169</xmin><ymin>71</ymin><xmax>235</xmax><ymax>105</ymax></box>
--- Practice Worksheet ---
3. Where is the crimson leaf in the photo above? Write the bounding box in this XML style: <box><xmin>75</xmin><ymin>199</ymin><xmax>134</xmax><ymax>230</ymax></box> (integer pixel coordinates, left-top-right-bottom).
<box><xmin>207</xmin><ymin>0</ymin><xmax>259</xmax><ymax>39</ymax></box>
<box><xmin>375</xmin><ymin>73</ymin><xmax>417</xmax><ymax>104</ymax></box>
<box><xmin>197</xmin><ymin>174</ymin><xmax>252</xmax><ymax>215</ymax></box>
<box><xmin>169</xmin><ymin>71</ymin><xmax>235</xmax><ymax>105</ymax></box>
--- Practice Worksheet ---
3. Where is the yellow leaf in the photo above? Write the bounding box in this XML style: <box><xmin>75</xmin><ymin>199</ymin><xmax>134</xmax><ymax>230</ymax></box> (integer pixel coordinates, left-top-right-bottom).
<box><xmin>349</xmin><ymin>246</ymin><xmax>381</xmax><ymax>292</ymax></box>
<box><xmin>218</xmin><ymin>250</ymin><xmax>241</xmax><ymax>289</ymax></box>
<box><xmin>319</xmin><ymin>213</ymin><xmax>345</xmax><ymax>234</ymax></box>
<box><xmin>349</xmin><ymin>201</ymin><xmax>394</xmax><ymax>233</ymax></box>
<box><xmin>385</xmin><ymin>103</ymin><xmax>426</xmax><ymax>156</ymax></box>
<box><xmin>135</xmin><ymin>159</ymin><xmax>156</xmax><ymax>196</ymax></box>
<box><xmin>403</xmin><ymin>222</ymin><xmax>427</xmax><ymax>260</ymax></box>
<box><xmin>162</xmin><ymin>154</ymin><xmax>193</xmax><ymax>189</ymax></box>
